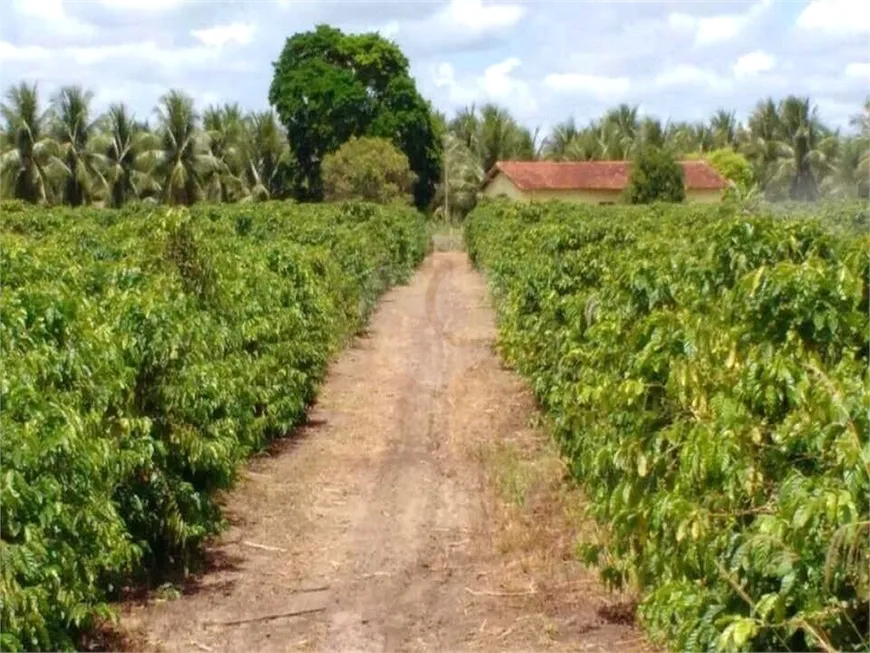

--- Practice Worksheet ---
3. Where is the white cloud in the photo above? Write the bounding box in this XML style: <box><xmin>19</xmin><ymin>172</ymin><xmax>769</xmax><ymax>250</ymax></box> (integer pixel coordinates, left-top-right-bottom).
<box><xmin>191</xmin><ymin>22</ymin><xmax>256</xmax><ymax>48</ymax></box>
<box><xmin>0</xmin><ymin>41</ymin><xmax>52</xmax><ymax>63</ymax></box>
<box><xmin>0</xmin><ymin>39</ymin><xmax>219</xmax><ymax>70</ymax></box>
<box><xmin>542</xmin><ymin>73</ymin><xmax>630</xmax><ymax>100</ymax></box>
<box><xmin>92</xmin><ymin>81</ymin><xmax>167</xmax><ymax>109</ymax></box>
<box><xmin>12</xmin><ymin>0</ymin><xmax>96</xmax><ymax>38</ymax></box>
<box><xmin>198</xmin><ymin>91</ymin><xmax>222</xmax><ymax>108</ymax></box>
<box><xmin>669</xmin><ymin>0</ymin><xmax>771</xmax><ymax>46</ymax></box>
<box><xmin>733</xmin><ymin>50</ymin><xmax>776</xmax><ymax>79</ymax></box>
<box><xmin>396</xmin><ymin>0</ymin><xmax>524</xmax><ymax>54</ymax></box>
<box><xmin>431</xmin><ymin>56</ymin><xmax>537</xmax><ymax>115</ymax></box>
<box><xmin>845</xmin><ymin>62</ymin><xmax>870</xmax><ymax>78</ymax></box>
<box><xmin>667</xmin><ymin>12</ymin><xmax>696</xmax><ymax>32</ymax></box>
<box><xmin>479</xmin><ymin>57</ymin><xmax>536</xmax><ymax>111</ymax></box>
<box><xmin>361</xmin><ymin>20</ymin><xmax>401</xmax><ymax>39</ymax></box>
<box><xmin>797</xmin><ymin>0</ymin><xmax>870</xmax><ymax>35</ymax></box>
<box><xmin>695</xmin><ymin>15</ymin><xmax>744</xmax><ymax>45</ymax></box>
<box><xmin>445</xmin><ymin>0</ymin><xmax>525</xmax><ymax>31</ymax></box>
<box><xmin>433</xmin><ymin>62</ymin><xmax>477</xmax><ymax>105</ymax></box>
<box><xmin>654</xmin><ymin>64</ymin><xmax>730</xmax><ymax>90</ymax></box>
<box><xmin>380</xmin><ymin>21</ymin><xmax>400</xmax><ymax>39</ymax></box>
<box><xmin>99</xmin><ymin>0</ymin><xmax>182</xmax><ymax>10</ymax></box>
<box><xmin>816</xmin><ymin>97</ymin><xmax>863</xmax><ymax>125</ymax></box>
<box><xmin>72</xmin><ymin>41</ymin><xmax>216</xmax><ymax>67</ymax></box>
<box><xmin>2</xmin><ymin>0</ymin><xmax>867</xmax><ymax>132</ymax></box>
<box><xmin>16</xmin><ymin>0</ymin><xmax>64</xmax><ymax>20</ymax></box>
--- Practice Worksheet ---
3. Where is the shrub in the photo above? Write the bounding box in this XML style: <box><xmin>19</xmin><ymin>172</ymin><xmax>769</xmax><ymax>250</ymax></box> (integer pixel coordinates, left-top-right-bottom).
<box><xmin>0</xmin><ymin>201</ymin><xmax>426</xmax><ymax>651</ymax></box>
<box><xmin>626</xmin><ymin>146</ymin><xmax>686</xmax><ymax>204</ymax></box>
<box><xmin>706</xmin><ymin>148</ymin><xmax>755</xmax><ymax>196</ymax></box>
<box><xmin>466</xmin><ymin>198</ymin><xmax>869</xmax><ymax>653</ymax></box>
<box><xmin>323</xmin><ymin>136</ymin><xmax>416</xmax><ymax>205</ymax></box>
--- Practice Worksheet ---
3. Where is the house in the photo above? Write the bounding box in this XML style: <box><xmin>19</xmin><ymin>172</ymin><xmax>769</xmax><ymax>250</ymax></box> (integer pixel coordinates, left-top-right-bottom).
<box><xmin>481</xmin><ymin>160</ymin><xmax>727</xmax><ymax>204</ymax></box>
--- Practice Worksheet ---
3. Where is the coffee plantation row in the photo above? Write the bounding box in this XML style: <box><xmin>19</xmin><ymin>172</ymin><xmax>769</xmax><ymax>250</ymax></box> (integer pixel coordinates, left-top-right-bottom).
<box><xmin>466</xmin><ymin>199</ymin><xmax>869</xmax><ymax>652</ymax></box>
<box><xmin>1</xmin><ymin>200</ymin><xmax>427</xmax><ymax>651</ymax></box>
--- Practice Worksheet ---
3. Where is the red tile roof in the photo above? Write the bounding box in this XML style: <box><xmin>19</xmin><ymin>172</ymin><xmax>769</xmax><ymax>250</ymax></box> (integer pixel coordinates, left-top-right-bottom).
<box><xmin>483</xmin><ymin>160</ymin><xmax>728</xmax><ymax>191</ymax></box>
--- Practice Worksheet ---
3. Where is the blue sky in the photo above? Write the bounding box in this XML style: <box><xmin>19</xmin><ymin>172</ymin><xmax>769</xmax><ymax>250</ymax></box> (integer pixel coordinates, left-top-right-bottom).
<box><xmin>0</xmin><ymin>0</ymin><xmax>867</xmax><ymax>135</ymax></box>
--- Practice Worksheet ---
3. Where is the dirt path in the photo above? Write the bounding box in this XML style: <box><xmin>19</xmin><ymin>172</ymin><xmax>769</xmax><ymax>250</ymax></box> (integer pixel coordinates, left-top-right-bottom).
<box><xmin>121</xmin><ymin>252</ymin><xmax>645</xmax><ymax>653</ymax></box>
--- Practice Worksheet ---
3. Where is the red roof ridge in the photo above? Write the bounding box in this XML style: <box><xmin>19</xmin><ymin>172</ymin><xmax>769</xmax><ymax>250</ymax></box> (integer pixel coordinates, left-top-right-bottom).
<box><xmin>484</xmin><ymin>159</ymin><xmax>727</xmax><ymax>191</ymax></box>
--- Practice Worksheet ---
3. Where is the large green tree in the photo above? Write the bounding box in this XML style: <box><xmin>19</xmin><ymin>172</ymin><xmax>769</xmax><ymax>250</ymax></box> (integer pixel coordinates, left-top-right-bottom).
<box><xmin>268</xmin><ymin>24</ymin><xmax>440</xmax><ymax>208</ymax></box>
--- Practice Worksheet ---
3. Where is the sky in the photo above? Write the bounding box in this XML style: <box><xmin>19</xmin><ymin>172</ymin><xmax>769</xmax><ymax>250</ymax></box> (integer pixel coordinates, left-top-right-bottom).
<box><xmin>0</xmin><ymin>0</ymin><xmax>868</xmax><ymax>136</ymax></box>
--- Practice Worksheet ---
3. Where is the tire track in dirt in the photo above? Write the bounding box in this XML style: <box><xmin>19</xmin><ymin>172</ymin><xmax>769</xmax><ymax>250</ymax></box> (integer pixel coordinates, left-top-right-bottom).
<box><xmin>119</xmin><ymin>251</ymin><xmax>647</xmax><ymax>653</ymax></box>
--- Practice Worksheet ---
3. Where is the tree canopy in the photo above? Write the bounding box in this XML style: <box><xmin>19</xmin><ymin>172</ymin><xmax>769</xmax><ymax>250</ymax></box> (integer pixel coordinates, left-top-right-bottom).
<box><xmin>268</xmin><ymin>25</ymin><xmax>441</xmax><ymax>209</ymax></box>
<box><xmin>703</xmin><ymin>148</ymin><xmax>755</xmax><ymax>197</ymax></box>
<box><xmin>322</xmin><ymin>136</ymin><xmax>415</xmax><ymax>204</ymax></box>
<box><xmin>626</xmin><ymin>146</ymin><xmax>686</xmax><ymax>204</ymax></box>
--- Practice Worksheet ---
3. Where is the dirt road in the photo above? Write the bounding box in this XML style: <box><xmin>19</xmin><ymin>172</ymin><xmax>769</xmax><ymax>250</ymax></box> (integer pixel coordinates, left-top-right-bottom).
<box><xmin>122</xmin><ymin>252</ymin><xmax>645</xmax><ymax>653</ymax></box>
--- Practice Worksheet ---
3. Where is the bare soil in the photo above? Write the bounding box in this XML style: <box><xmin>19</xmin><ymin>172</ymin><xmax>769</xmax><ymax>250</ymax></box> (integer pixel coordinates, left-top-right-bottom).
<box><xmin>120</xmin><ymin>252</ymin><xmax>647</xmax><ymax>653</ymax></box>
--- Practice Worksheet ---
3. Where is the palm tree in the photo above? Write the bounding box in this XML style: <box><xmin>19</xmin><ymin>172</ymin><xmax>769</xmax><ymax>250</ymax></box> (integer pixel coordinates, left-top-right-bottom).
<box><xmin>639</xmin><ymin>116</ymin><xmax>665</xmax><ymax>149</ymax></box>
<box><xmin>743</xmin><ymin>96</ymin><xmax>835</xmax><ymax>200</ymax></box>
<box><xmin>147</xmin><ymin>89</ymin><xmax>215</xmax><ymax>206</ymax></box>
<box><xmin>822</xmin><ymin>135</ymin><xmax>869</xmax><ymax>198</ymax></box>
<box><xmin>543</xmin><ymin>118</ymin><xmax>580</xmax><ymax>161</ymax></box>
<box><xmin>663</xmin><ymin>121</ymin><xmax>694</xmax><ymax>156</ymax></box>
<box><xmin>847</xmin><ymin>99</ymin><xmax>870</xmax><ymax>197</ymax></box>
<box><xmin>776</xmin><ymin>96</ymin><xmax>832</xmax><ymax>200</ymax></box>
<box><xmin>602</xmin><ymin>104</ymin><xmax>639</xmax><ymax>158</ymax></box>
<box><xmin>430</xmin><ymin>108</ymin><xmax>448</xmax><ymax>142</ymax></box>
<box><xmin>449</xmin><ymin>105</ymin><xmax>479</xmax><ymax>155</ymax></box>
<box><xmin>849</xmin><ymin>97</ymin><xmax>870</xmax><ymax>137</ymax></box>
<box><xmin>476</xmin><ymin>104</ymin><xmax>529</xmax><ymax>172</ymax></box>
<box><xmin>242</xmin><ymin>109</ymin><xmax>287</xmax><ymax>201</ymax></box>
<box><xmin>514</xmin><ymin>124</ymin><xmax>543</xmax><ymax>161</ymax></box>
<box><xmin>98</xmin><ymin>103</ymin><xmax>158</xmax><ymax>207</ymax></box>
<box><xmin>0</xmin><ymin>82</ymin><xmax>65</xmax><ymax>203</ymax></box>
<box><xmin>52</xmin><ymin>85</ymin><xmax>106</xmax><ymax>206</ymax></box>
<box><xmin>741</xmin><ymin>98</ymin><xmax>782</xmax><ymax>192</ymax></box>
<box><xmin>437</xmin><ymin>131</ymin><xmax>483</xmax><ymax>221</ymax></box>
<box><xmin>204</xmin><ymin>103</ymin><xmax>245</xmax><ymax>202</ymax></box>
<box><xmin>710</xmin><ymin>109</ymin><xmax>739</xmax><ymax>149</ymax></box>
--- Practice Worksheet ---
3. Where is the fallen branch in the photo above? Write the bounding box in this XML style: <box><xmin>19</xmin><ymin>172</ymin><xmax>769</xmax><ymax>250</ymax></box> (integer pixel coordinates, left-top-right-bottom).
<box><xmin>189</xmin><ymin>641</ymin><xmax>213</xmax><ymax>652</ymax></box>
<box><xmin>291</xmin><ymin>585</ymin><xmax>330</xmax><ymax>593</ymax></box>
<box><xmin>360</xmin><ymin>571</ymin><xmax>392</xmax><ymax>578</ymax></box>
<box><xmin>465</xmin><ymin>586</ymin><xmax>536</xmax><ymax>597</ymax></box>
<box><xmin>205</xmin><ymin>606</ymin><xmax>326</xmax><ymax>627</ymax></box>
<box><xmin>498</xmin><ymin>626</ymin><xmax>517</xmax><ymax>640</ymax></box>
<box><xmin>242</xmin><ymin>540</ymin><xmax>286</xmax><ymax>552</ymax></box>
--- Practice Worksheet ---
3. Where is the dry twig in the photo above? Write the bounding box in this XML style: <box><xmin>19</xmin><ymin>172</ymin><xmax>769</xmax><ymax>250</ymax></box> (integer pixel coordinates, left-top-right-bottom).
<box><xmin>465</xmin><ymin>586</ymin><xmax>536</xmax><ymax>597</ymax></box>
<box><xmin>242</xmin><ymin>540</ymin><xmax>287</xmax><ymax>552</ymax></box>
<box><xmin>205</xmin><ymin>606</ymin><xmax>326</xmax><ymax>627</ymax></box>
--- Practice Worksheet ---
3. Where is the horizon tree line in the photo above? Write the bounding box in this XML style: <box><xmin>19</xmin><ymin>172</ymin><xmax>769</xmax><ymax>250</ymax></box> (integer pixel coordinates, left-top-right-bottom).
<box><xmin>0</xmin><ymin>82</ymin><xmax>291</xmax><ymax>207</ymax></box>
<box><xmin>2</xmin><ymin>81</ymin><xmax>868</xmax><ymax>213</ymax></box>
<box><xmin>436</xmin><ymin>97</ymin><xmax>870</xmax><ymax>219</ymax></box>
